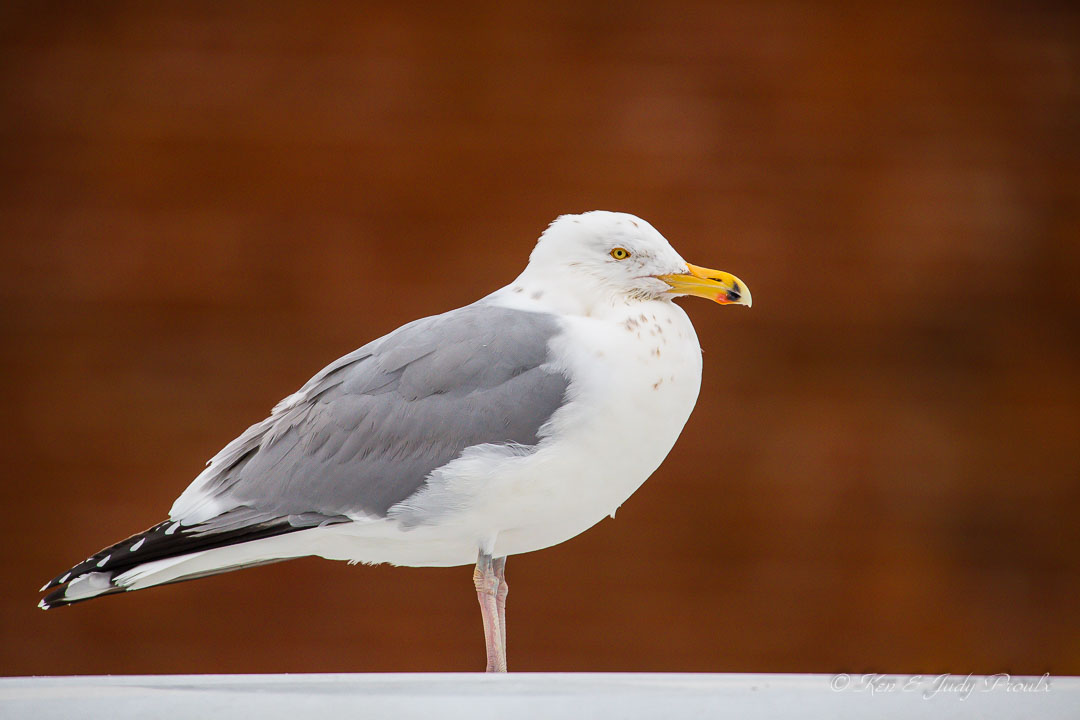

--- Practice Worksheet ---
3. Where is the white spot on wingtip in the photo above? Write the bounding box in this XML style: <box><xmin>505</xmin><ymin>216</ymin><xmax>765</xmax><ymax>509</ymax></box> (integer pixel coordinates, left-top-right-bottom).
<box><xmin>165</xmin><ymin>522</ymin><xmax>180</xmax><ymax>535</ymax></box>
<box><xmin>130</xmin><ymin>538</ymin><xmax>146</xmax><ymax>552</ymax></box>
<box><xmin>39</xmin><ymin>582</ymin><xmax>50</xmax><ymax>592</ymax></box>
<box><xmin>60</xmin><ymin>572</ymin><xmax>71</xmax><ymax>584</ymax></box>
<box><xmin>38</xmin><ymin>599</ymin><xmax>50</xmax><ymax>610</ymax></box>
<box><xmin>96</xmin><ymin>555</ymin><xmax>110</xmax><ymax>568</ymax></box>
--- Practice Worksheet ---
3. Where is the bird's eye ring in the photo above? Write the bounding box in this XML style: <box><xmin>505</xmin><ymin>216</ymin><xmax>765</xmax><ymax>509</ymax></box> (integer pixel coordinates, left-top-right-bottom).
<box><xmin>610</xmin><ymin>247</ymin><xmax>630</xmax><ymax>260</ymax></box>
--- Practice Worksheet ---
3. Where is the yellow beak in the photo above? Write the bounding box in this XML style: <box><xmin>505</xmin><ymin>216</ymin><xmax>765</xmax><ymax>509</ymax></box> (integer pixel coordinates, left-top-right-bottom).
<box><xmin>659</xmin><ymin>263</ymin><xmax>752</xmax><ymax>307</ymax></box>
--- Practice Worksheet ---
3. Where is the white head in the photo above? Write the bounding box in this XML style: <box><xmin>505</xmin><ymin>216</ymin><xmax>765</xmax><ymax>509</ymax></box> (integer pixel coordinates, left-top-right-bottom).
<box><xmin>519</xmin><ymin>210</ymin><xmax>751</xmax><ymax>311</ymax></box>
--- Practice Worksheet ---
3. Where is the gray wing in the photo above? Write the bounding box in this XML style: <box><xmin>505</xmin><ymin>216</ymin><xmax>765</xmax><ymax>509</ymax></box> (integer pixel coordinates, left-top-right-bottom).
<box><xmin>170</xmin><ymin>304</ymin><xmax>570</xmax><ymax>529</ymax></box>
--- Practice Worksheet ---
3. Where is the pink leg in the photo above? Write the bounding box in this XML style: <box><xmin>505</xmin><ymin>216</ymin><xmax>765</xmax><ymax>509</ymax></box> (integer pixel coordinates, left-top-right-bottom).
<box><xmin>474</xmin><ymin>551</ymin><xmax>508</xmax><ymax>672</ymax></box>
<box><xmin>494</xmin><ymin>556</ymin><xmax>508</xmax><ymax>660</ymax></box>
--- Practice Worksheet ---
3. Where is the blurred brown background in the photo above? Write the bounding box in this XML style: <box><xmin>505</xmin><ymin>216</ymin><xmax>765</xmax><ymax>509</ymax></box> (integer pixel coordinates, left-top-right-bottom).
<box><xmin>2</xmin><ymin>1</ymin><xmax>1078</xmax><ymax>676</ymax></box>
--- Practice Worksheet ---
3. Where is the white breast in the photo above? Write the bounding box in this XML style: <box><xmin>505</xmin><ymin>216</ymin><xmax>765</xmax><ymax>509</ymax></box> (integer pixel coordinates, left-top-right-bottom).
<box><xmin>485</xmin><ymin>299</ymin><xmax>703</xmax><ymax>557</ymax></box>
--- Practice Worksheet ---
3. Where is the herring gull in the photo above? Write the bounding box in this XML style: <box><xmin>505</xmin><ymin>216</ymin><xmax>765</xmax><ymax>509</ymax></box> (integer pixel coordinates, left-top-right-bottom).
<box><xmin>38</xmin><ymin>210</ymin><xmax>751</xmax><ymax>672</ymax></box>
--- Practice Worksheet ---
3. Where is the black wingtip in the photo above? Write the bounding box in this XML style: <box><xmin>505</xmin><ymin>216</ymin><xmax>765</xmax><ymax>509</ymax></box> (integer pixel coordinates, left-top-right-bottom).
<box><xmin>39</xmin><ymin>586</ymin><xmax>72</xmax><ymax>610</ymax></box>
<box><xmin>37</xmin><ymin>521</ymin><xmax>175</xmax><ymax>608</ymax></box>
<box><xmin>37</xmin><ymin>514</ymin><xmax>324</xmax><ymax>609</ymax></box>
<box><xmin>40</xmin><ymin>568</ymin><xmax>78</xmax><ymax>594</ymax></box>
<box><xmin>40</xmin><ymin>579</ymin><xmax>124</xmax><ymax>610</ymax></box>
<box><xmin>39</xmin><ymin>520</ymin><xmax>177</xmax><ymax>594</ymax></box>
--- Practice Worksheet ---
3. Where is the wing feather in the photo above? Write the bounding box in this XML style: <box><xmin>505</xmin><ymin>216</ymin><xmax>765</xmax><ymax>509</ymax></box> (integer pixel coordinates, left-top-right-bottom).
<box><xmin>171</xmin><ymin>304</ymin><xmax>569</xmax><ymax>525</ymax></box>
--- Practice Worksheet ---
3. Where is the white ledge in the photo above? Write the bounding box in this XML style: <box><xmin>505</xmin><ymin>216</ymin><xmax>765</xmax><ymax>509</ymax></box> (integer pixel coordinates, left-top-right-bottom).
<box><xmin>1</xmin><ymin>673</ymin><xmax>1076</xmax><ymax>719</ymax></box>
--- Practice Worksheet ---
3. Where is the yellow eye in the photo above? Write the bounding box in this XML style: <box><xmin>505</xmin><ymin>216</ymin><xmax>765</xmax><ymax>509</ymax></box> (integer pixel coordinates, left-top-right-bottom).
<box><xmin>610</xmin><ymin>247</ymin><xmax>630</xmax><ymax>260</ymax></box>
